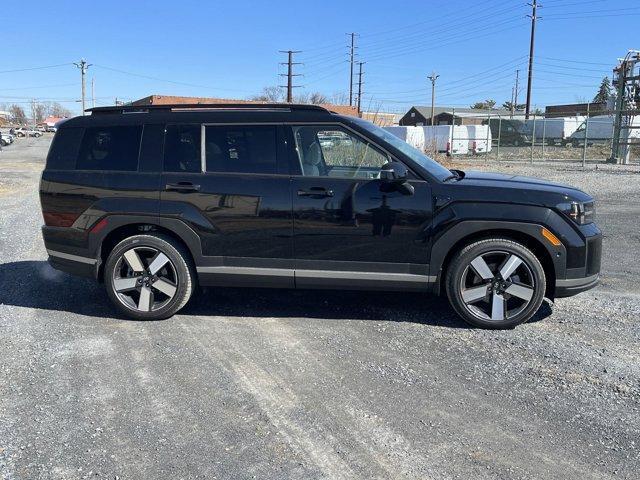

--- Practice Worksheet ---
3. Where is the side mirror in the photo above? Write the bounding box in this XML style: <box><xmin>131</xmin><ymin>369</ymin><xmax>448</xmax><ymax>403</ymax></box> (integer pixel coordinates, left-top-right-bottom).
<box><xmin>379</xmin><ymin>162</ymin><xmax>414</xmax><ymax>195</ymax></box>
<box><xmin>380</xmin><ymin>161</ymin><xmax>408</xmax><ymax>183</ymax></box>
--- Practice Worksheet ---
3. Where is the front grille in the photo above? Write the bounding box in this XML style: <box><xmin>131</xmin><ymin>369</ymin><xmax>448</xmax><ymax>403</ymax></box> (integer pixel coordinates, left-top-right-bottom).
<box><xmin>586</xmin><ymin>236</ymin><xmax>602</xmax><ymax>276</ymax></box>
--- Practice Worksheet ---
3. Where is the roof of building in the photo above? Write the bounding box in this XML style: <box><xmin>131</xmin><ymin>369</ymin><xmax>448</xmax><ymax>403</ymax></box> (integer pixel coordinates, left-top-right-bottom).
<box><xmin>408</xmin><ymin>106</ymin><xmax>510</xmax><ymax>118</ymax></box>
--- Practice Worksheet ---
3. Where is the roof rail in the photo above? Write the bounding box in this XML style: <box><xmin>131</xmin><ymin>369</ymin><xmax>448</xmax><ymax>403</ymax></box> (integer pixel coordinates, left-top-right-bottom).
<box><xmin>87</xmin><ymin>103</ymin><xmax>331</xmax><ymax>115</ymax></box>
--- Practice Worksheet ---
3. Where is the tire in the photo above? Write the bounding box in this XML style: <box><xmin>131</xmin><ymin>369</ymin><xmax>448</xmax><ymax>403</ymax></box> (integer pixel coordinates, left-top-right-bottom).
<box><xmin>445</xmin><ymin>238</ymin><xmax>546</xmax><ymax>329</ymax></box>
<box><xmin>104</xmin><ymin>234</ymin><xmax>195</xmax><ymax>320</ymax></box>
<box><xmin>0</xmin><ymin>140</ymin><xmax>6</xmax><ymax>147</ymax></box>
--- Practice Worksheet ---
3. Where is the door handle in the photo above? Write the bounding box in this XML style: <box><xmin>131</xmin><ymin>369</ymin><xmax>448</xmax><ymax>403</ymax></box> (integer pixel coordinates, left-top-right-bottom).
<box><xmin>297</xmin><ymin>187</ymin><xmax>334</xmax><ymax>198</ymax></box>
<box><xmin>165</xmin><ymin>182</ymin><xmax>200</xmax><ymax>193</ymax></box>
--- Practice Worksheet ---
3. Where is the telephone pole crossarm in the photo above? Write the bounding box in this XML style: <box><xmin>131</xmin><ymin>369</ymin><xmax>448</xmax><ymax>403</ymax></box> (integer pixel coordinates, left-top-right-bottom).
<box><xmin>279</xmin><ymin>50</ymin><xmax>303</xmax><ymax>103</ymax></box>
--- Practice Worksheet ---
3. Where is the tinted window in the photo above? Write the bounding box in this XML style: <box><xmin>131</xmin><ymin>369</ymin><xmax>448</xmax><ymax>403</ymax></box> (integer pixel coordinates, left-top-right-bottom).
<box><xmin>138</xmin><ymin>124</ymin><xmax>165</xmax><ymax>172</ymax></box>
<box><xmin>46</xmin><ymin>127</ymin><xmax>83</xmax><ymax>170</ymax></box>
<box><xmin>164</xmin><ymin>124</ymin><xmax>201</xmax><ymax>173</ymax></box>
<box><xmin>205</xmin><ymin>125</ymin><xmax>277</xmax><ymax>174</ymax></box>
<box><xmin>76</xmin><ymin>126</ymin><xmax>142</xmax><ymax>171</ymax></box>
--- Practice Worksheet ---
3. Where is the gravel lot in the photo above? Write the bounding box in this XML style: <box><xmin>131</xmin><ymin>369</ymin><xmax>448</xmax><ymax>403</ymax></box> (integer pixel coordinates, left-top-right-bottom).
<box><xmin>1</xmin><ymin>137</ymin><xmax>639</xmax><ymax>480</ymax></box>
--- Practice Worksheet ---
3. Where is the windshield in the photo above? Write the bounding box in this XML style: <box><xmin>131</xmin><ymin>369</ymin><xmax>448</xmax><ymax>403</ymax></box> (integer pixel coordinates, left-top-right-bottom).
<box><xmin>350</xmin><ymin>118</ymin><xmax>452</xmax><ymax>181</ymax></box>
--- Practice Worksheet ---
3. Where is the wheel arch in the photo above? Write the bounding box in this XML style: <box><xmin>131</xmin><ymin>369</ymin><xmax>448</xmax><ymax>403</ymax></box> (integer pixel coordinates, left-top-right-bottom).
<box><xmin>96</xmin><ymin>220</ymin><xmax>200</xmax><ymax>282</ymax></box>
<box><xmin>432</xmin><ymin>222</ymin><xmax>561</xmax><ymax>299</ymax></box>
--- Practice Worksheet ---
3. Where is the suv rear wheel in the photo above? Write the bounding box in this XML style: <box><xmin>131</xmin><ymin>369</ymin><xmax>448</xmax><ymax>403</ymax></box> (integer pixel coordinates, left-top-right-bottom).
<box><xmin>104</xmin><ymin>234</ymin><xmax>195</xmax><ymax>320</ymax></box>
<box><xmin>445</xmin><ymin>238</ymin><xmax>546</xmax><ymax>329</ymax></box>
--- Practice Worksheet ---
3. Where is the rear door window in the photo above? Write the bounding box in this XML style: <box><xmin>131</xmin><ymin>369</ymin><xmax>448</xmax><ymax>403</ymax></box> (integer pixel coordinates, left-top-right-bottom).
<box><xmin>76</xmin><ymin>126</ymin><xmax>142</xmax><ymax>171</ymax></box>
<box><xmin>163</xmin><ymin>124</ymin><xmax>202</xmax><ymax>173</ymax></box>
<box><xmin>205</xmin><ymin>125</ymin><xmax>277</xmax><ymax>174</ymax></box>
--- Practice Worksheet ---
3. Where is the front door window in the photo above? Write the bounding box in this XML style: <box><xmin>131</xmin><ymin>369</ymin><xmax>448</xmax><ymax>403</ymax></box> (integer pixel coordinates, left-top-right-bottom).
<box><xmin>292</xmin><ymin>125</ymin><xmax>389</xmax><ymax>179</ymax></box>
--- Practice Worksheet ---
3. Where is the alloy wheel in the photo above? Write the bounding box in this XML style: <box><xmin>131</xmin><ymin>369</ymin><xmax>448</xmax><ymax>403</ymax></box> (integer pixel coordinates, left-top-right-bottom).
<box><xmin>459</xmin><ymin>251</ymin><xmax>536</xmax><ymax>322</ymax></box>
<box><xmin>112</xmin><ymin>246</ymin><xmax>178</xmax><ymax>312</ymax></box>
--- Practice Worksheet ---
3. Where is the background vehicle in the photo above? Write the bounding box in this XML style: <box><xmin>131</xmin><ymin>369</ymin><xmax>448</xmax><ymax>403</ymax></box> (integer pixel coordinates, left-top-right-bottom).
<box><xmin>564</xmin><ymin>114</ymin><xmax>640</xmax><ymax>147</ymax></box>
<box><xmin>521</xmin><ymin>116</ymin><xmax>584</xmax><ymax>146</ymax></box>
<box><xmin>40</xmin><ymin>103</ymin><xmax>601</xmax><ymax>328</ymax></box>
<box><xmin>15</xmin><ymin>126</ymin><xmax>42</xmax><ymax>138</ymax></box>
<box><xmin>483</xmin><ymin>118</ymin><xmax>530</xmax><ymax>146</ymax></box>
<box><xmin>0</xmin><ymin>131</ymin><xmax>15</xmax><ymax>146</ymax></box>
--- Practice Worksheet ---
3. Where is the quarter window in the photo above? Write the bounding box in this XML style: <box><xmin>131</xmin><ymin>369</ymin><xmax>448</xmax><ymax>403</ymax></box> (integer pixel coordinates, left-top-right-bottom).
<box><xmin>205</xmin><ymin>125</ymin><xmax>277</xmax><ymax>174</ymax></box>
<box><xmin>292</xmin><ymin>125</ymin><xmax>389</xmax><ymax>179</ymax></box>
<box><xmin>164</xmin><ymin>124</ymin><xmax>202</xmax><ymax>173</ymax></box>
<box><xmin>76</xmin><ymin>126</ymin><xmax>142</xmax><ymax>171</ymax></box>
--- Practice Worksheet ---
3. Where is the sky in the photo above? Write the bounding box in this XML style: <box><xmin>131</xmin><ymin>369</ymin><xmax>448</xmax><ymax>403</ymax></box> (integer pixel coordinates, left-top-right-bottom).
<box><xmin>1</xmin><ymin>0</ymin><xmax>638</xmax><ymax>115</ymax></box>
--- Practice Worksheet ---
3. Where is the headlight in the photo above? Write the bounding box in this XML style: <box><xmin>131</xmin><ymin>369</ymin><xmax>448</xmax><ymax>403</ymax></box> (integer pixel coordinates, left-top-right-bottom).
<box><xmin>557</xmin><ymin>201</ymin><xmax>595</xmax><ymax>225</ymax></box>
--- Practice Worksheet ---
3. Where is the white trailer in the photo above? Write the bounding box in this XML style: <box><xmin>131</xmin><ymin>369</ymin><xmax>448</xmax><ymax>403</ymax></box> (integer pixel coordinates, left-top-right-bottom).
<box><xmin>421</xmin><ymin>125</ymin><xmax>469</xmax><ymax>155</ymax></box>
<box><xmin>522</xmin><ymin>117</ymin><xmax>585</xmax><ymax>145</ymax></box>
<box><xmin>465</xmin><ymin>125</ymin><xmax>492</xmax><ymax>154</ymax></box>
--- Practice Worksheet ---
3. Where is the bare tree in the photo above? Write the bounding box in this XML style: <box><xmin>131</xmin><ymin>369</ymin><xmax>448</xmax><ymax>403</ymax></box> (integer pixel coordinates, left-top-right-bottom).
<box><xmin>308</xmin><ymin>92</ymin><xmax>328</xmax><ymax>105</ymax></box>
<box><xmin>31</xmin><ymin>102</ymin><xmax>48</xmax><ymax>124</ymax></box>
<box><xmin>48</xmin><ymin>102</ymin><xmax>73</xmax><ymax>118</ymax></box>
<box><xmin>9</xmin><ymin>105</ymin><xmax>27</xmax><ymax>124</ymax></box>
<box><xmin>251</xmin><ymin>86</ymin><xmax>285</xmax><ymax>102</ymax></box>
<box><xmin>330</xmin><ymin>91</ymin><xmax>350</xmax><ymax>105</ymax></box>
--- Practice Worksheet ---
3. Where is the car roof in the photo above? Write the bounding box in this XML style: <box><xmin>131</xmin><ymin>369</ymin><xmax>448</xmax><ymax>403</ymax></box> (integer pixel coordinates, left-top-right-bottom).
<box><xmin>60</xmin><ymin>103</ymin><xmax>352</xmax><ymax>128</ymax></box>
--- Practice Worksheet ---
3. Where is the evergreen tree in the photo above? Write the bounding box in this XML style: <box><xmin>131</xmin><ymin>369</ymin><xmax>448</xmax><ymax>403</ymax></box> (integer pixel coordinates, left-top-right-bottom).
<box><xmin>593</xmin><ymin>76</ymin><xmax>613</xmax><ymax>104</ymax></box>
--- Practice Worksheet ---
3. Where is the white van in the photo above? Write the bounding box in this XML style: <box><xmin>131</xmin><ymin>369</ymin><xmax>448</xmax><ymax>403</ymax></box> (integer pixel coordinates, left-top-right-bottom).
<box><xmin>564</xmin><ymin>115</ymin><xmax>640</xmax><ymax>147</ymax></box>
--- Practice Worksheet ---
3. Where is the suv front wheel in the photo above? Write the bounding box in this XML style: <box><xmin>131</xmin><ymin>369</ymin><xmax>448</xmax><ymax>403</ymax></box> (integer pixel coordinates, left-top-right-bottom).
<box><xmin>104</xmin><ymin>234</ymin><xmax>195</xmax><ymax>320</ymax></box>
<box><xmin>446</xmin><ymin>238</ymin><xmax>546</xmax><ymax>329</ymax></box>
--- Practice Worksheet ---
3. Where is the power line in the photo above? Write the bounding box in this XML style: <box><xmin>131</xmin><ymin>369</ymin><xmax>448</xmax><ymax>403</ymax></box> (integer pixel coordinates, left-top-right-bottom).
<box><xmin>0</xmin><ymin>63</ymin><xmax>73</xmax><ymax>74</ymax></box>
<box><xmin>365</xmin><ymin>21</ymin><xmax>527</xmax><ymax>63</ymax></box>
<box><xmin>360</xmin><ymin>6</ymin><xmax>526</xmax><ymax>58</ymax></box>
<box><xmin>537</xmin><ymin>55</ymin><xmax>611</xmax><ymax>66</ymax></box>
<box><xmin>524</xmin><ymin>0</ymin><xmax>538</xmax><ymax>118</ymax></box>
<box><xmin>92</xmin><ymin>64</ymin><xmax>251</xmax><ymax>93</ymax></box>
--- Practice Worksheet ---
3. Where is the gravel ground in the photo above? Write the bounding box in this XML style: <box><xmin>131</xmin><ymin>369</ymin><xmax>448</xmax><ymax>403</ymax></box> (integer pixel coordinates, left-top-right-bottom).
<box><xmin>1</xmin><ymin>137</ymin><xmax>639</xmax><ymax>480</ymax></box>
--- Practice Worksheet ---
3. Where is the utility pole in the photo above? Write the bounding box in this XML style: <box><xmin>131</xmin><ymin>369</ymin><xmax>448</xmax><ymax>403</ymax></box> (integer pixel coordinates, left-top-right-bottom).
<box><xmin>73</xmin><ymin>59</ymin><xmax>91</xmax><ymax>115</ymax></box>
<box><xmin>348</xmin><ymin>33</ymin><xmax>357</xmax><ymax>106</ymax></box>
<box><xmin>512</xmin><ymin>69</ymin><xmax>520</xmax><ymax>117</ymax></box>
<box><xmin>610</xmin><ymin>50</ymin><xmax>640</xmax><ymax>164</ymax></box>
<box><xmin>356</xmin><ymin>62</ymin><xmax>365</xmax><ymax>116</ymax></box>
<box><xmin>279</xmin><ymin>50</ymin><xmax>302</xmax><ymax>103</ymax></box>
<box><xmin>427</xmin><ymin>72</ymin><xmax>439</xmax><ymax>125</ymax></box>
<box><xmin>525</xmin><ymin>1</ymin><xmax>539</xmax><ymax>119</ymax></box>
<box><xmin>91</xmin><ymin>77</ymin><xmax>96</xmax><ymax>108</ymax></box>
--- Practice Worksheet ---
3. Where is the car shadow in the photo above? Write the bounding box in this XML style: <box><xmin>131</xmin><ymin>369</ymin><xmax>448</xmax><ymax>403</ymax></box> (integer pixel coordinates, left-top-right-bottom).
<box><xmin>0</xmin><ymin>260</ymin><xmax>553</xmax><ymax>328</ymax></box>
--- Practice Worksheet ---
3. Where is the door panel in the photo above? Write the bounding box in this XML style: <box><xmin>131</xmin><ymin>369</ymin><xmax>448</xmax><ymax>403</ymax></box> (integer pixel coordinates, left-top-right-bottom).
<box><xmin>287</xmin><ymin>123</ymin><xmax>434</xmax><ymax>287</ymax></box>
<box><xmin>292</xmin><ymin>176</ymin><xmax>433</xmax><ymax>287</ymax></box>
<box><xmin>159</xmin><ymin>123</ymin><xmax>294</xmax><ymax>287</ymax></box>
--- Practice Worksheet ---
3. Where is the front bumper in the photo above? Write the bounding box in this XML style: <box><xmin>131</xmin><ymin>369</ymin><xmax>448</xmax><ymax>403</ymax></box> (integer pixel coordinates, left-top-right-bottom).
<box><xmin>554</xmin><ymin>224</ymin><xmax>602</xmax><ymax>298</ymax></box>
<box><xmin>555</xmin><ymin>273</ymin><xmax>599</xmax><ymax>297</ymax></box>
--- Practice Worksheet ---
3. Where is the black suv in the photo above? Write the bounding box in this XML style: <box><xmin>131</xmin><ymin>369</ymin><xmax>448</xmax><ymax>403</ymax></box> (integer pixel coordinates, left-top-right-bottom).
<box><xmin>40</xmin><ymin>104</ymin><xmax>601</xmax><ymax>328</ymax></box>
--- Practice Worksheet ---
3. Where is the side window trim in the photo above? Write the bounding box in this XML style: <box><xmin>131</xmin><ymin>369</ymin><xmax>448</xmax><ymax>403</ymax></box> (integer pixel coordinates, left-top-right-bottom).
<box><xmin>200</xmin><ymin>124</ymin><xmax>206</xmax><ymax>173</ymax></box>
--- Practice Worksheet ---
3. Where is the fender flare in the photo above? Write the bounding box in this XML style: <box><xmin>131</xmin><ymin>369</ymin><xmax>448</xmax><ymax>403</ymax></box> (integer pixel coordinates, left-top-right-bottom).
<box><xmin>429</xmin><ymin>220</ymin><xmax>566</xmax><ymax>292</ymax></box>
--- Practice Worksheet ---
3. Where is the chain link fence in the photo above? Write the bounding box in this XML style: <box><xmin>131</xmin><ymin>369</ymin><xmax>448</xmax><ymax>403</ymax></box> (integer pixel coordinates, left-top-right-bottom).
<box><xmin>387</xmin><ymin>107</ymin><xmax>639</xmax><ymax>166</ymax></box>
